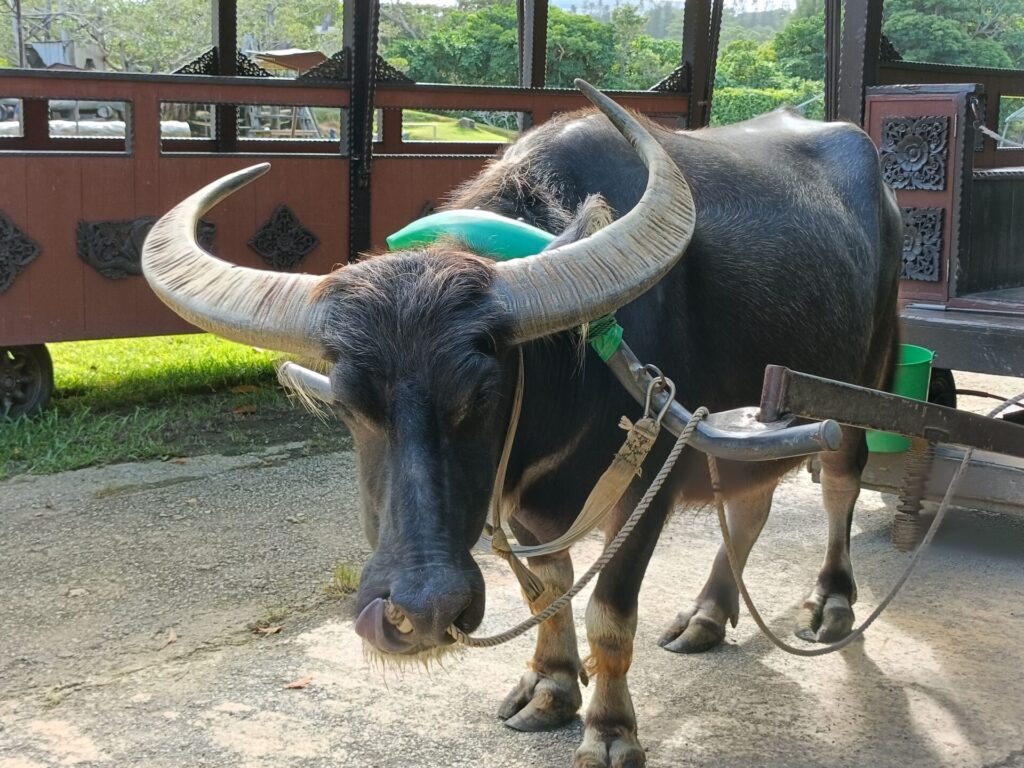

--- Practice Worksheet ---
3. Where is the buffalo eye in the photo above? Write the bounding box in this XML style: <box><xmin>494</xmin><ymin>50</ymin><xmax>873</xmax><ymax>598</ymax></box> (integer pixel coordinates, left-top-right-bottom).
<box><xmin>473</xmin><ymin>334</ymin><xmax>497</xmax><ymax>358</ymax></box>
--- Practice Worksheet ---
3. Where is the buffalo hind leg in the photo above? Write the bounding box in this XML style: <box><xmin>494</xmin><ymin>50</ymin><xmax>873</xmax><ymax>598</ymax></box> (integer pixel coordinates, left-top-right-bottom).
<box><xmin>795</xmin><ymin>425</ymin><xmax>864</xmax><ymax>642</ymax></box>
<box><xmin>500</xmin><ymin>547</ymin><xmax>584</xmax><ymax>731</ymax></box>
<box><xmin>658</xmin><ymin>483</ymin><xmax>775</xmax><ymax>654</ymax></box>
<box><xmin>575</xmin><ymin>484</ymin><xmax>671</xmax><ymax>768</ymax></box>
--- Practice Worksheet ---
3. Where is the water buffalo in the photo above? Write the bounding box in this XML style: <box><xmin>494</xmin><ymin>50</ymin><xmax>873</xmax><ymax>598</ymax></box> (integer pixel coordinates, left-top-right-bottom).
<box><xmin>141</xmin><ymin>82</ymin><xmax>901</xmax><ymax>767</ymax></box>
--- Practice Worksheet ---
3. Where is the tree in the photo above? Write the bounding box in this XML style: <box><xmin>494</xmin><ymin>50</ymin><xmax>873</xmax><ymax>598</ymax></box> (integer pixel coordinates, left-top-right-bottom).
<box><xmin>545</xmin><ymin>7</ymin><xmax>616</xmax><ymax>87</ymax></box>
<box><xmin>773</xmin><ymin>10</ymin><xmax>824</xmax><ymax>81</ymax></box>
<box><xmin>882</xmin><ymin>0</ymin><xmax>1024</xmax><ymax>68</ymax></box>
<box><xmin>715</xmin><ymin>39</ymin><xmax>785</xmax><ymax>89</ymax></box>
<box><xmin>0</xmin><ymin>0</ymin><xmax>344</xmax><ymax>73</ymax></box>
<box><xmin>385</xmin><ymin>3</ymin><xmax>519</xmax><ymax>85</ymax></box>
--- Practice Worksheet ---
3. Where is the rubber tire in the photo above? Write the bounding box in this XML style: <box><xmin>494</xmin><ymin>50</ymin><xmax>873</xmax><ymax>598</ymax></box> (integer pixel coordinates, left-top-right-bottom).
<box><xmin>928</xmin><ymin>367</ymin><xmax>957</xmax><ymax>409</ymax></box>
<box><xmin>1</xmin><ymin>344</ymin><xmax>54</xmax><ymax>418</ymax></box>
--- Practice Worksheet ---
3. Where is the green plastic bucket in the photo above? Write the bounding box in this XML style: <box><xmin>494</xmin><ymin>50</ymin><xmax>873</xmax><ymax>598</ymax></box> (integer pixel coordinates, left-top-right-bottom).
<box><xmin>866</xmin><ymin>344</ymin><xmax>936</xmax><ymax>453</ymax></box>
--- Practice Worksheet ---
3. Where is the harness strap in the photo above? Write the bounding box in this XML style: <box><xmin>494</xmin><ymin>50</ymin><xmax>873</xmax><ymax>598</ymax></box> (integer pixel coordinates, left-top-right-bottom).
<box><xmin>485</xmin><ymin>348</ymin><xmax>546</xmax><ymax>602</ymax></box>
<box><xmin>451</xmin><ymin>408</ymin><xmax>707</xmax><ymax>647</ymax></box>
<box><xmin>480</xmin><ymin>354</ymin><xmax>666</xmax><ymax>601</ymax></box>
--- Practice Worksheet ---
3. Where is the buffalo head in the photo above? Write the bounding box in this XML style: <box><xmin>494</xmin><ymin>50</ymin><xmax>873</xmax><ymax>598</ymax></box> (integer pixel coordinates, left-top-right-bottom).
<box><xmin>140</xmin><ymin>81</ymin><xmax>696</xmax><ymax>660</ymax></box>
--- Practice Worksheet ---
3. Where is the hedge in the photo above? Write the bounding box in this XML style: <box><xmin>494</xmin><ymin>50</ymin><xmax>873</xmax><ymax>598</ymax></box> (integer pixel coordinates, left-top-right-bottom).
<box><xmin>711</xmin><ymin>85</ymin><xmax>824</xmax><ymax>126</ymax></box>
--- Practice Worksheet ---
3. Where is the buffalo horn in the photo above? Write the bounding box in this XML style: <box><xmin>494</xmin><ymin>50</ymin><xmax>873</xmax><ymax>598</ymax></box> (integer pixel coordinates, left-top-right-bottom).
<box><xmin>494</xmin><ymin>79</ymin><xmax>697</xmax><ymax>343</ymax></box>
<box><xmin>141</xmin><ymin>163</ymin><xmax>328</xmax><ymax>360</ymax></box>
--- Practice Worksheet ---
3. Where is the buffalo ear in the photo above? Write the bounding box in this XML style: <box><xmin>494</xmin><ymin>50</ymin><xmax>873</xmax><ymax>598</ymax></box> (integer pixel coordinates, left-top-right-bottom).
<box><xmin>542</xmin><ymin>194</ymin><xmax>614</xmax><ymax>250</ymax></box>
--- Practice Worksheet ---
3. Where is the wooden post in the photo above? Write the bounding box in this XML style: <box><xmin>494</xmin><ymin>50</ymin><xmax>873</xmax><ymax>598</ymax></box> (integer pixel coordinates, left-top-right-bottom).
<box><xmin>836</xmin><ymin>0</ymin><xmax>883</xmax><ymax>126</ymax></box>
<box><xmin>824</xmin><ymin>0</ymin><xmax>841</xmax><ymax>121</ymax></box>
<box><xmin>346</xmin><ymin>1</ymin><xmax>378</xmax><ymax>260</ymax></box>
<box><xmin>212</xmin><ymin>0</ymin><xmax>237</xmax><ymax>152</ymax></box>
<box><xmin>682</xmin><ymin>0</ymin><xmax>722</xmax><ymax>129</ymax></box>
<box><xmin>517</xmin><ymin>0</ymin><xmax>548</xmax><ymax>89</ymax></box>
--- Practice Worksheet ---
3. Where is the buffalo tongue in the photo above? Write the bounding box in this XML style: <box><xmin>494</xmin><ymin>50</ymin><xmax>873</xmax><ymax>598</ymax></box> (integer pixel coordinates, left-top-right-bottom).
<box><xmin>355</xmin><ymin>597</ymin><xmax>416</xmax><ymax>654</ymax></box>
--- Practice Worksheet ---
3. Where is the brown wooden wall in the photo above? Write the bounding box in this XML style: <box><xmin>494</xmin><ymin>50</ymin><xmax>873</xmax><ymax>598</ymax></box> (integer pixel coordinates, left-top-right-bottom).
<box><xmin>0</xmin><ymin>71</ymin><xmax>349</xmax><ymax>346</ymax></box>
<box><xmin>0</xmin><ymin>71</ymin><xmax>687</xmax><ymax>346</ymax></box>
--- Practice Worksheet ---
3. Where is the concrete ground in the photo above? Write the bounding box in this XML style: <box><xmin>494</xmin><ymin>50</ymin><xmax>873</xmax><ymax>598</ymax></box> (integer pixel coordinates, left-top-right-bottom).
<box><xmin>1</xmin><ymin>373</ymin><xmax>1023</xmax><ymax>768</ymax></box>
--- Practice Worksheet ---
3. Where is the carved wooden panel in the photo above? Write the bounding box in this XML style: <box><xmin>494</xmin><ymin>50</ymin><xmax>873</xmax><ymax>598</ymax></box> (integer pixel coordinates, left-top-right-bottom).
<box><xmin>77</xmin><ymin>217</ymin><xmax>215</xmax><ymax>279</ymax></box>
<box><xmin>866</xmin><ymin>90</ymin><xmax>968</xmax><ymax>305</ymax></box>
<box><xmin>248</xmin><ymin>204</ymin><xmax>319</xmax><ymax>270</ymax></box>
<box><xmin>0</xmin><ymin>212</ymin><xmax>40</xmax><ymax>294</ymax></box>
<box><xmin>880</xmin><ymin>115</ymin><xmax>949</xmax><ymax>191</ymax></box>
<box><xmin>901</xmin><ymin>207</ymin><xmax>943</xmax><ymax>282</ymax></box>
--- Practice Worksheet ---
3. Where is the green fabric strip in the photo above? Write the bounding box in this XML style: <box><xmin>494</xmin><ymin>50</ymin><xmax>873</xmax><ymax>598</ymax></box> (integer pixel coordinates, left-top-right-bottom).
<box><xmin>387</xmin><ymin>209</ymin><xmax>625</xmax><ymax>359</ymax></box>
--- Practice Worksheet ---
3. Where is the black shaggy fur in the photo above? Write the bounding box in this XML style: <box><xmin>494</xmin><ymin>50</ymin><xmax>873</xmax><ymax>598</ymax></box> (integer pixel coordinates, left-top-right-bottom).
<box><xmin>321</xmin><ymin>106</ymin><xmax>902</xmax><ymax>763</ymax></box>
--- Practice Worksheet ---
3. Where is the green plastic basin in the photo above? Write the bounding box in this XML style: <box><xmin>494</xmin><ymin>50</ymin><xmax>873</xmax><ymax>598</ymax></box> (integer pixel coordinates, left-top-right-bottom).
<box><xmin>866</xmin><ymin>343</ymin><xmax>936</xmax><ymax>453</ymax></box>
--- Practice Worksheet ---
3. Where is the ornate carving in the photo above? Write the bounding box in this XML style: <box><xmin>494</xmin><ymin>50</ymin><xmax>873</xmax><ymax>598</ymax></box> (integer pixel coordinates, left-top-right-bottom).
<box><xmin>650</xmin><ymin>64</ymin><xmax>689</xmax><ymax>93</ymax></box>
<box><xmin>77</xmin><ymin>218</ymin><xmax>215</xmax><ymax>279</ymax></box>
<box><xmin>374</xmin><ymin>55</ymin><xmax>413</xmax><ymax>84</ymax></box>
<box><xmin>879</xmin><ymin>34</ymin><xmax>902</xmax><ymax>62</ymax></box>
<box><xmin>0</xmin><ymin>212</ymin><xmax>40</xmax><ymax>294</ymax></box>
<box><xmin>236</xmin><ymin>51</ymin><xmax>272</xmax><ymax>78</ymax></box>
<box><xmin>901</xmin><ymin>207</ymin><xmax>943</xmax><ymax>282</ymax></box>
<box><xmin>174</xmin><ymin>47</ymin><xmax>217</xmax><ymax>75</ymax></box>
<box><xmin>173</xmin><ymin>48</ymin><xmax>272</xmax><ymax>77</ymax></box>
<box><xmin>248</xmin><ymin>205</ymin><xmax>319</xmax><ymax>270</ymax></box>
<box><xmin>299</xmin><ymin>49</ymin><xmax>350</xmax><ymax>82</ymax></box>
<box><xmin>881</xmin><ymin>116</ymin><xmax>949</xmax><ymax>191</ymax></box>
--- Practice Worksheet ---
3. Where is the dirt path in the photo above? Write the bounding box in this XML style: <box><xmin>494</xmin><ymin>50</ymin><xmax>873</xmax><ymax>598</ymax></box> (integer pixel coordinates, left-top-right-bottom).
<box><xmin>1</xmin><ymin>371</ymin><xmax>1023</xmax><ymax>767</ymax></box>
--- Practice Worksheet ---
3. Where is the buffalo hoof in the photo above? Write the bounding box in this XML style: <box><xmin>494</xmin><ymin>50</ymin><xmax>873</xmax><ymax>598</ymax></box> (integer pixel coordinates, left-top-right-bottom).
<box><xmin>499</xmin><ymin>667</ymin><xmax>581</xmax><ymax>732</ymax></box>
<box><xmin>573</xmin><ymin>728</ymin><xmax>645</xmax><ymax>768</ymax></box>
<box><xmin>657</xmin><ymin>603</ymin><xmax>730</xmax><ymax>654</ymax></box>
<box><xmin>795</xmin><ymin>589</ymin><xmax>855</xmax><ymax>643</ymax></box>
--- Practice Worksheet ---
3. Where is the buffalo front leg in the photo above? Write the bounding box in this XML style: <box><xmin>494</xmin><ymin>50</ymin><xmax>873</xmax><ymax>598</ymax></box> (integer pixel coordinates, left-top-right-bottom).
<box><xmin>658</xmin><ymin>483</ymin><xmax>775</xmax><ymax>653</ymax></box>
<box><xmin>574</xmin><ymin>485</ymin><xmax>671</xmax><ymax>768</ymax></box>
<box><xmin>499</xmin><ymin>549</ymin><xmax>584</xmax><ymax>732</ymax></box>
<box><xmin>796</xmin><ymin>426</ymin><xmax>863</xmax><ymax>643</ymax></box>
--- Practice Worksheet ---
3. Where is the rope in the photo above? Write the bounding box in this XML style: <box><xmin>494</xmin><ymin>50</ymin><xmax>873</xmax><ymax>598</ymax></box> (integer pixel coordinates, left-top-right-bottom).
<box><xmin>483</xmin><ymin>348</ymin><xmax>546</xmax><ymax>602</ymax></box>
<box><xmin>976</xmin><ymin>122</ymin><xmax>1024</xmax><ymax>148</ymax></box>
<box><xmin>450</xmin><ymin>407</ymin><xmax>708</xmax><ymax>647</ymax></box>
<box><xmin>708</xmin><ymin>390</ymin><xmax>1024</xmax><ymax>657</ymax></box>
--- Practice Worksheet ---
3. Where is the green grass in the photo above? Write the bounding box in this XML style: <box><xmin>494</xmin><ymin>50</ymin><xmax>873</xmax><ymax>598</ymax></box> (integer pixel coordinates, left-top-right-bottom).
<box><xmin>0</xmin><ymin>334</ymin><xmax>346</xmax><ymax>480</ymax></box>
<box><xmin>49</xmin><ymin>334</ymin><xmax>278</xmax><ymax>407</ymax></box>
<box><xmin>324</xmin><ymin>562</ymin><xmax>361</xmax><ymax>599</ymax></box>
<box><xmin>402</xmin><ymin>109</ymin><xmax>515</xmax><ymax>143</ymax></box>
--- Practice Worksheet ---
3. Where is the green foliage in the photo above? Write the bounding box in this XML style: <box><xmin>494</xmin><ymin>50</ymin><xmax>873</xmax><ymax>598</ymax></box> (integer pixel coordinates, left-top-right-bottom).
<box><xmin>383</xmin><ymin>2</ymin><xmax>679</xmax><ymax>90</ymax></box>
<box><xmin>545</xmin><ymin>7</ymin><xmax>615</xmax><ymax>87</ymax></box>
<box><xmin>774</xmin><ymin>11</ymin><xmax>825</xmax><ymax>81</ymax></box>
<box><xmin>236</xmin><ymin>1</ymin><xmax>344</xmax><ymax>55</ymax></box>
<box><xmin>384</xmin><ymin>3</ymin><xmax>519</xmax><ymax>85</ymax></box>
<box><xmin>716</xmin><ymin>39</ymin><xmax>785</xmax><ymax>89</ymax></box>
<box><xmin>711</xmin><ymin>84</ymin><xmax>824</xmax><ymax>126</ymax></box>
<box><xmin>882</xmin><ymin>0</ymin><xmax>1024</xmax><ymax>68</ymax></box>
<box><xmin>0</xmin><ymin>0</ymin><xmax>343</xmax><ymax>72</ymax></box>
